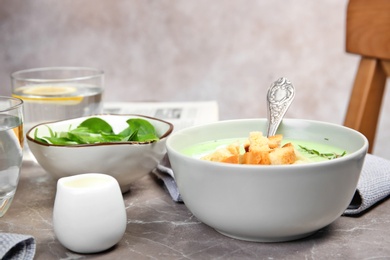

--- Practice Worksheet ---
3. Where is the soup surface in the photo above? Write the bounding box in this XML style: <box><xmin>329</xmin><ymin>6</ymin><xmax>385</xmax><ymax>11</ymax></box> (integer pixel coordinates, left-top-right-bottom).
<box><xmin>182</xmin><ymin>137</ymin><xmax>347</xmax><ymax>164</ymax></box>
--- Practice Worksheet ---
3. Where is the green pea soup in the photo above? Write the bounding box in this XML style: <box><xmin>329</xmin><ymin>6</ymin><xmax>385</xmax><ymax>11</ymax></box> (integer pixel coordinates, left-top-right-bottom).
<box><xmin>182</xmin><ymin>138</ymin><xmax>347</xmax><ymax>163</ymax></box>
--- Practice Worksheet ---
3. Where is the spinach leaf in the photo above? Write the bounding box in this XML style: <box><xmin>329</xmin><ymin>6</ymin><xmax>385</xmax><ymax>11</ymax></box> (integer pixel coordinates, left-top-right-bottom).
<box><xmin>126</xmin><ymin>118</ymin><xmax>159</xmax><ymax>142</ymax></box>
<box><xmin>34</xmin><ymin>117</ymin><xmax>160</xmax><ymax>145</ymax></box>
<box><xmin>33</xmin><ymin>128</ymin><xmax>49</xmax><ymax>144</ymax></box>
<box><xmin>78</xmin><ymin>117</ymin><xmax>114</xmax><ymax>134</ymax></box>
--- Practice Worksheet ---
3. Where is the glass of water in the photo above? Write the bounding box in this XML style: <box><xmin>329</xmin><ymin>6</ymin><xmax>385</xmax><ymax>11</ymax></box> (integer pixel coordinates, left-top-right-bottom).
<box><xmin>11</xmin><ymin>67</ymin><xmax>104</xmax><ymax>160</ymax></box>
<box><xmin>11</xmin><ymin>67</ymin><xmax>104</xmax><ymax>132</ymax></box>
<box><xmin>0</xmin><ymin>96</ymin><xmax>23</xmax><ymax>217</ymax></box>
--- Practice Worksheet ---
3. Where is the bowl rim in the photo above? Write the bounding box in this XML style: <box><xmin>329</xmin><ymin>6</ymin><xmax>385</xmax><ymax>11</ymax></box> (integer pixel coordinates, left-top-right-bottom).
<box><xmin>26</xmin><ymin>114</ymin><xmax>174</xmax><ymax>147</ymax></box>
<box><xmin>166</xmin><ymin>118</ymin><xmax>369</xmax><ymax>169</ymax></box>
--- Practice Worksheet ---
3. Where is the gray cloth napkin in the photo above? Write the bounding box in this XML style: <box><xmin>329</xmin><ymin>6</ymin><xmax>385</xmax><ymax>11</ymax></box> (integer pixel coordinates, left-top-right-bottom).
<box><xmin>154</xmin><ymin>153</ymin><xmax>390</xmax><ymax>216</ymax></box>
<box><xmin>153</xmin><ymin>155</ymin><xmax>182</xmax><ymax>202</ymax></box>
<box><xmin>344</xmin><ymin>153</ymin><xmax>390</xmax><ymax>215</ymax></box>
<box><xmin>0</xmin><ymin>233</ymin><xmax>36</xmax><ymax>260</ymax></box>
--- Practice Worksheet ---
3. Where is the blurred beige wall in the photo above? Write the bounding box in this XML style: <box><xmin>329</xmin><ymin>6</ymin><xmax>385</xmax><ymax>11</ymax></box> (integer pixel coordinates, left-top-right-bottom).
<box><xmin>1</xmin><ymin>0</ymin><xmax>389</xmax><ymax>158</ymax></box>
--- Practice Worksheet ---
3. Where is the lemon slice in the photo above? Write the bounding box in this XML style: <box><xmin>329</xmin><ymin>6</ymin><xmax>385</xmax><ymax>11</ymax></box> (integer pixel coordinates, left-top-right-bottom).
<box><xmin>13</xmin><ymin>85</ymin><xmax>84</xmax><ymax>104</ymax></box>
<box><xmin>23</xmin><ymin>86</ymin><xmax>77</xmax><ymax>96</ymax></box>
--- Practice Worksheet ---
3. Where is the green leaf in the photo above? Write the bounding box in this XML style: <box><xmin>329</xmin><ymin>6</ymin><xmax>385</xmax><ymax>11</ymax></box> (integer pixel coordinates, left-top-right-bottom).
<box><xmin>33</xmin><ymin>128</ymin><xmax>49</xmax><ymax>144</ymax></box>
<box><xmin>46</xmin><ymin>125</ymin><xmax>56</xmax><ymax>137</ymax></box>
<box><xmin>117</xmin><ymin>126</ymin><xmax>137</xmax><ymax>141</ymax></box>
<box><xmin>43</xmin><ymin>136</ymin><xmax>79</xmax><ymax>145</ymax></box>
<box><xmin>78</xmin><ymin>117</ymin><xmax>114</xmax><ymax>134</ymax></box>
<box><xmin>33</xmin><ymin>117</ymin><xmax>160</xmax><ymax>145</ymax></box>
<box><xmin>126</xmin><ymin>118</ymin><xmax>159</xmax><ymax>142</ymax></box>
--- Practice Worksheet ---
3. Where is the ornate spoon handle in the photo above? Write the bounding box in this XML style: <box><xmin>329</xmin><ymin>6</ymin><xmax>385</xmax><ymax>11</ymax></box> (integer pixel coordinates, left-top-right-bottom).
<box><xmin>266</xmin><ymin>77</ymin><xmax>295</xmax><ymax>137</ymax></box>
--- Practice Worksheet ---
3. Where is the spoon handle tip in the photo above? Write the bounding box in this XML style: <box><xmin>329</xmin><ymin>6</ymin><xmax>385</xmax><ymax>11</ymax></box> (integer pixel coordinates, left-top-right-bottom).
<box><xmin>266</xmin><ymin>77</ymin><xmax>295</xmax><ymax>137</ymax></box>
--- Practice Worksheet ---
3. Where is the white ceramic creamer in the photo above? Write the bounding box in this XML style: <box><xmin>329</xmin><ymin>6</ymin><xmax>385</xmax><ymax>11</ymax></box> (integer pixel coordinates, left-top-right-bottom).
<box><xmin>53</xmin><ymin>173</ymin><xmax>127</xmax><ymax>253</ymax></box>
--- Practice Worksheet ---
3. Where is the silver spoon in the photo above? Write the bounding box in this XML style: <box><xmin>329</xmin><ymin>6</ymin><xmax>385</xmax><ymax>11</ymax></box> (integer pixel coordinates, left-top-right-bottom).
<box><xmin>266</xmin><ymin>77</ymin><xmax>295</xmax><ymax>137</ymax></box>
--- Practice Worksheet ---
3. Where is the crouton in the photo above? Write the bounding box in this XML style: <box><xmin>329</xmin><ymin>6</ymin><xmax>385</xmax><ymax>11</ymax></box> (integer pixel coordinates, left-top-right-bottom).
<box><xmin>268</xmin><ymin>134</ymin><xmax>283</xmax><ymax>149</ymax></box>
<box><xmin>201</xmin><ymin>132</ymin><xmax>297</xmax><ymax>165</ymax></box>
<box><xmin>243</xmin><ymin>150</ymin><xmax>271</xmax><ymax>165</ymax></box>
<box><xmin>247</xmin><ymin>132</ymin><xmax>269</xmax><ymax>151</ymax></box>
<box><xmin>269</xmin><ymin>143</ymin><xmax>297</xmax><ymax>165</ymax></box>
<box><xmin>201</xmin><ymin>143</ymin><xmax>240</xmax><ymax>163</ymax></box>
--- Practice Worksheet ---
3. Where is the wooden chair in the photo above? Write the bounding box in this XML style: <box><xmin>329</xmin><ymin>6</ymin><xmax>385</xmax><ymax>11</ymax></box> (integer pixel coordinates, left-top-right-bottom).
<box><xmin>344</xmin><ymin>0</ymin><xmax>390</xmax><ymax>153</ymax></box>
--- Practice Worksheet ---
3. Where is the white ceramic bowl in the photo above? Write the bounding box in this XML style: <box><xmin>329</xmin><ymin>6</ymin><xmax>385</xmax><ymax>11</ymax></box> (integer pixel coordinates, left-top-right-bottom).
<box><xmin>166</xmin><ymin>118</ymin><xmax>368</xmax><ymax>242</ymax></box>
<box><xmin>27</xmin><ymin>114</ymin><xmax>173</xmax><ymax>192</ymax></box>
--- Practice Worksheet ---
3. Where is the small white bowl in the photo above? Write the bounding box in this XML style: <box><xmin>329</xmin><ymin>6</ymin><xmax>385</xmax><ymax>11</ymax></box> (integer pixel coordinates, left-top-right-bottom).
<box><xmin>166</xmin><ymin>118</ymin><xmax>368</xmax><ymax>242</ymax></box>
<box><xmin>27</xmin><ymin>114</ymin><xmax>173</xmax><ymax>192</ymax></box>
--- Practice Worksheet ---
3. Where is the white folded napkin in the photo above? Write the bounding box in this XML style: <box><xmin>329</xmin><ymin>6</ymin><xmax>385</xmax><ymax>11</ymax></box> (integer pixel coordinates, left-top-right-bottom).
<box><xmin>0</xmin><ymin>233</ymin><xmax>36</xmax><ymax>260</ymax></box>
<box><xmin>153</xmin><ymin>153</ymin><xmax>390</xmax><ymax>216</ymax></box>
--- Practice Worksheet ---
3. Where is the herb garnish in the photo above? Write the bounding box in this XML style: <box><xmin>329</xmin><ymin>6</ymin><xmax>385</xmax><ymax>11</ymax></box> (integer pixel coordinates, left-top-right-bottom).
<box><xmin>34</xmin><ymin>117</ymin><xmax>160</xmax><ymax>145</ymax></box>
<box><xmin>298</xmin><ymin>145</ymin><xmax>346</xmax><ymax>160</ymax></box>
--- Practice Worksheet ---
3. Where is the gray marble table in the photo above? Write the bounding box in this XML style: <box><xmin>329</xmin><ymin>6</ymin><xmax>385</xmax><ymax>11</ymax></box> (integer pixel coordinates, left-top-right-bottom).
<box><xmin>1</xmin><ymin>159</ymin><xmax>390</xmax><ymax>259</ymax></box>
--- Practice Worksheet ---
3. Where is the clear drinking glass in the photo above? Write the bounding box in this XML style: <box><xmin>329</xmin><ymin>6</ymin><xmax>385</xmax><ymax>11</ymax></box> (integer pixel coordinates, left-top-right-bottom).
<box><xmin>11</xmin><ymin>67</ymin><xmax>104</xmax><ymax>159</ymax></box>
<box><xmin>11</xmin><ymin>67</ymin><xmax>104</xmax><ymax>131</ymax></box>
<box><xmin>0</xmin><ymin>96</ymin><xmax>23</xmax><ymax>217</ymax></box>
